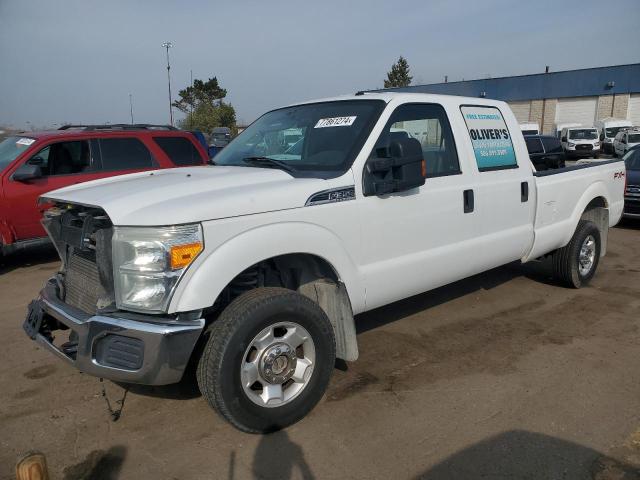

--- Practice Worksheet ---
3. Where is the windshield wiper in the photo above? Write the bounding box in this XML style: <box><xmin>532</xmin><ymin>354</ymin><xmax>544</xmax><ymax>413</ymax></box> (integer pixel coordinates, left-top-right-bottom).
<box><xmin>242</xmin><ymin>156</ymin><xmax>295</xmax><ymax>173</ymax></box>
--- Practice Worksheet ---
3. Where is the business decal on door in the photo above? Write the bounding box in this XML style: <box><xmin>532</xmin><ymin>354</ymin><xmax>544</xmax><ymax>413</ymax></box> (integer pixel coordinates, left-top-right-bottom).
<box><xmin>461</xmin><ymin>106</ymin><xmax>517</xmax><ymax>170</ymax></box>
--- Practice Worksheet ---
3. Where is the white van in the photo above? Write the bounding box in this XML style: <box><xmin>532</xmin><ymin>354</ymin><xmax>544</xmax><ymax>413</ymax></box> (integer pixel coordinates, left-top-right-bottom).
<box><xmin>595</xmin><ymin>117</ymin><xmax>633</xmax><ymax>153</ymax></box>
<box><xmin>555</xmin><ymin>122</ymin><xmax>582</xmax><ymax>139</ymax></box>
<box><xmin>561</xmin><ymin>127</ymin><xmax>601</xmax><ymax>158</ymax></box>
<box><xmin>519</xmin><ymin>122</ymin><xmax>539</xmax><ymax>136</ymax></box>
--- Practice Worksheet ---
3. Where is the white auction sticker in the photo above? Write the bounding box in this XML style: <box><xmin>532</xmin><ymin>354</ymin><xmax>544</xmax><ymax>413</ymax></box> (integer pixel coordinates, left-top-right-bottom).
<box><xmin>314</xmin><ymin>116</ymin><xmax>357</xmax><ymax>128</ymax></box>
<box><xmin>16</xmin><ymin>137</ymin><xmax>35</xmax><ymax>146</ymax></box>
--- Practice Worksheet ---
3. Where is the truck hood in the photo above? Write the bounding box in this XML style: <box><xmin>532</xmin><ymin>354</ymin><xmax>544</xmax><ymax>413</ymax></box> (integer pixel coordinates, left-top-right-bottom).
<box><xmin>42</xmin><ymin>166</ymin><xmax>330</xmax><ymax>225</ymax></box>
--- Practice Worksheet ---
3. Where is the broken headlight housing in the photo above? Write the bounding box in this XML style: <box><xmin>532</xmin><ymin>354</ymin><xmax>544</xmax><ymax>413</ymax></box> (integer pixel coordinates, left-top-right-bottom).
<box><xmin>112</xmin><ymin>224</ymin><xmax>203</xmax><ymax>313</ymax></box>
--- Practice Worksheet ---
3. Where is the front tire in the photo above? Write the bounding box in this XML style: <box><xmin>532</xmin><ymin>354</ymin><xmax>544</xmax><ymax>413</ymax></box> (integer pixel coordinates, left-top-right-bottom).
<box><xmin>552</xmin><ymin>220</ymin><xmax>601</xmax><ymax>288</ymax></box>
<box><xmin>196</xmin><ymin>287</ymin><xmax>336</xmax><ymax>433</ymax></box>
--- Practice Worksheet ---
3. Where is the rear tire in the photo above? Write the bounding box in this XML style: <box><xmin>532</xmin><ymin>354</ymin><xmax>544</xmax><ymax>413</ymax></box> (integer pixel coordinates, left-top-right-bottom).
<box><xmin>552</xmin><ymin>220</ymin><xmax>601</xmax><ymax>288</ymax></box>
<box><xmin>196</xmin><ymin>287</ymin><xmax>336</xmax><ymax>433</ymax></box>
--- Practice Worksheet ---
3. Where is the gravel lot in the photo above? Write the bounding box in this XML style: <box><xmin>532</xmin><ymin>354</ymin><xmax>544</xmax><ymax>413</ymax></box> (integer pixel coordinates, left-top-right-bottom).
<box><xmin>1</xmin><ymin>220</ymin><xmax>639</xmax><ymax>479</ymax></box>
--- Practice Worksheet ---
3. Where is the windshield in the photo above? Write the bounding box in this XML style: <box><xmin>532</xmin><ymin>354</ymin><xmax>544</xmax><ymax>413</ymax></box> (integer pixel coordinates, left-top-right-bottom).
<box><xmin>624</xmin><ymin>149</ymin><xmax>640</xmax><ymax>170</ymax></box>
<box><xmin>568</xmin><ymin>129</ymin><xmax>597</xmax><ymax>140</ymax></box>
<box><xmin>214</xmin><ymin>100</ymin><xmax>385</xmax><ymax>177</ymax></box>
<box><xmin>604</xmin><ymin>126</ymin><xmax>627</xmax><ymax>138</ymax></box>
<box><xmin>0</xmin><ymin>136</ymin><xmax>36</xmax><ymax>172</ymax></box>
<box><xmin>628</xmin><ymin>134</ymin><xmax>640</xmax><ymax>143</ymax></box>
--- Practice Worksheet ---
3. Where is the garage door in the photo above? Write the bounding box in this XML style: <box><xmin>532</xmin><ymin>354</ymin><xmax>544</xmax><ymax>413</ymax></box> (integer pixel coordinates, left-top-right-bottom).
<box><xmin>508</xmin><ymin>101</ymin><xmax>531</xmax><ymax>123</ymax></box>
<box><xmin>628</xmin><ymin>94</ymin><xmax>640</xmax><ymax>126</ymax></box>
<box><xmin>555</xmin><ymin>97</ymin><xmax>598</xmax><ymax>126</ymax></box>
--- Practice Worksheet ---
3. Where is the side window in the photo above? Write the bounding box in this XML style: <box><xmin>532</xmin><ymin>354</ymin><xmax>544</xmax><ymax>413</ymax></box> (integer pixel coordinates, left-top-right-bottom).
<box><xmin>524</xmin><ymin>138</ymin><xmax>544</xmax><ymax>154</ymax></box>
<box><xmin>98</xmin><ymin>138</ymin><xmax>155</xmax><ymax>171</ymax></box>
<box><xmin>373</xmin><ymin>103</ymin><xmax>460</xmax><ymax>178</ymax></box>
<box><xmin>153</xmin><ymin>136</ymin><xmax>203</xmax><ymax>166</ymax></box>
<box><xmin>27</xmin><ymin>140</ymin><xmax>91</xmax><ymax>176</ymax></box>
<box><xmin>541</xmin><ymin>137</ymin><xmax>563</xmax><ymax>154</ymax></box>
<box><xmin>460</xmin><ymin>105</ymin><xmax>517</xmax><ymax>171</ymax></box>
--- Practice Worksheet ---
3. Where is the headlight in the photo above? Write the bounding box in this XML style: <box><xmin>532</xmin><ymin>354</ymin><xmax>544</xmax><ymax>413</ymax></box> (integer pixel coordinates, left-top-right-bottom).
<box><xmin>568</xmin><ymin>142</ymin><xmax>575</xmax><ymax>147</ymax></box>
<box><xmin>594</xmin><ymin>142</ymin><xmax>600</xmax><ymax>147</ymax></box>
<box><xmin>112</xmin><ymin>224</ymin><xmax>203</xmax><ymax>313</ymax></box>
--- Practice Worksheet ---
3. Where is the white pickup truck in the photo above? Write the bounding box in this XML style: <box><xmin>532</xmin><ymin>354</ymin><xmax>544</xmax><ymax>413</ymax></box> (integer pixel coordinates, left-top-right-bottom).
<box><xmin>24</xmin><ymin>93</ymin><xmax>625</xmax><ymax>433</ymax></box>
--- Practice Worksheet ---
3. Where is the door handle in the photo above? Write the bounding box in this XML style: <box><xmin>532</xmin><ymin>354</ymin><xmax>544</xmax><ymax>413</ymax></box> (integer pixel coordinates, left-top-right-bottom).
<box><xmin>463</xmin><ymin>189</ymin><xmax>474</xmax><ymax>213</ymax></box>
<box><xmin>521</xmin><ymin>181</ymin><xmax>529</xmax><ymax>202</ymax></box>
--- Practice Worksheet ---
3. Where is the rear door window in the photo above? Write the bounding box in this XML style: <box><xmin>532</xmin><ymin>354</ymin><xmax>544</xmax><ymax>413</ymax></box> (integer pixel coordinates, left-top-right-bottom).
<box><xmin>153</xmin><ymin>136</ymin><xmax>203</xmax><ymax>166</ymax></box>
<box><xmin>524</xmin><ymin>138</ymin><xmax>544</xmax><ymax>154</ymax></box>
<box><xmin>460</xmin><ymin>105</ymin><xmax>517</xmax><ymax>171</ymax></box>
<box><xmin>541</xmin><ymin>137</ymin><xmax>563</xmax><ymax>153</ymax></box>
<box><xmin>98</xmin><ymin>138</ymin><xmax>155</xmax><ymax>171</ymax></box>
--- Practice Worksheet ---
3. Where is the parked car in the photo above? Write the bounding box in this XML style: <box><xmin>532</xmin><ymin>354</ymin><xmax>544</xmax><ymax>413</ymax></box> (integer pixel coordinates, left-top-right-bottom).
<box><xmin>524</xmin><ymin>135</ymin><xmax>566</xmax><ymax>170</ymax></box>
<box><xmin>595</xmin><ymin>117</ymin><xmax>633</xmax><ymax>154</ymax></box>
<box><xmin>209</xmin><ymin>126</ymin><xmax>232</xmax><ymax>158</ymax></box>
<box><xmin>519</xmin><ymin>122</ymin><xmax>540</xmax><ymax>136</ymax></box>
<box><xmin>0</xmin><ymin>124</ymin><xmax>208</xmax><ymax>256</ymax></box>
<box><xmin>622</xmin><ymin>144</ymin><xmax>640</xmax><ymax>218</ymax></box>
<box><xmin>613</xmin><ymin>127</ymin><xmax>640</xmax><ymax>157</ymax></box>
<box><xmin>560</xmin><ymin>127</ymin><xmax>601</xmax><ymax>159</ymax></box>
<box><xmin>24</xmin><ymin>93</ymin><xmax>625</xmax><ymax>433</ymax></box>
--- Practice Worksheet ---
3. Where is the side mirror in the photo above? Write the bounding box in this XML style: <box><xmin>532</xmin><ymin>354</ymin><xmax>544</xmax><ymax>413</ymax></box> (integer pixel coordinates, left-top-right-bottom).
<box><xmin>13</xmin><ymin>164</ymin><xmax>43</xmax><ymax>182</ymax></box>
<box><xmin>561</xmin><ymin>136</ymin><xmax>567</xmax><ymax>142</ymax></box>
<box><xmin>600</xmin><ymin>133</ymin><xmax>604</xmax><ymax>141</ymax></box>
<box><xmin>363</xmin><ymin>137</ymin><xmax>425</xmax><ymax>196</ymax></box>
<box><xmin>29</xmin><ymin>156</ymin><xmax>46</xmax><ymax>166</ymax></box>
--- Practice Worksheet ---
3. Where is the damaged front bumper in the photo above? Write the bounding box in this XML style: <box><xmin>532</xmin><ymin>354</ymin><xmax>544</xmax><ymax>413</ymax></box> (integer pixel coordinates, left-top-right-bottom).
<box><xmin>24</xmin><ymin>278</ymin><xmax>204</xmax><ymax>385</ymax></box>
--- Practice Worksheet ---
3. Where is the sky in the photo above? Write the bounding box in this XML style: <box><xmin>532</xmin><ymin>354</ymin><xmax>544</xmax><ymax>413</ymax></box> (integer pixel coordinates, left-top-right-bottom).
<box><xmin>1</xmin><ymin>0</ymin><xmax>639</xmax><ymax>129</ymax></box>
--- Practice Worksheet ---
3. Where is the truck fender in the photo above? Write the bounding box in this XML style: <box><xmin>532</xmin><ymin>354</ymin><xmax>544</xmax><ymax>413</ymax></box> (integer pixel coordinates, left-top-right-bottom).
<box><xmin>168</xmin><ymin>222</ymin><xmax>363</xmax><ymax>359</ymax></box>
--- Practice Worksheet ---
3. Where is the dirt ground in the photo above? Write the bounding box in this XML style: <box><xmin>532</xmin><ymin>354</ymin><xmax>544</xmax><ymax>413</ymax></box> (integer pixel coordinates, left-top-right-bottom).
<box><xmin>1</xmin><ymin>221</ymin><xmax>640</xmax><ymax>480</ymax></box>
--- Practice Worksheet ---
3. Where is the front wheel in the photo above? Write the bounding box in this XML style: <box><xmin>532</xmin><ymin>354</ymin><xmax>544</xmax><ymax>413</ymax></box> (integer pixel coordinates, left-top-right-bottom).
<box><xmin>552</xmin><ymin>220</ymin><xmax>601</xmax><ymax>288</ymax></box>
<box><xmin>196</xmin><ymin>287</ymin><xmax>336</xmax><ymax>433</ymax></box>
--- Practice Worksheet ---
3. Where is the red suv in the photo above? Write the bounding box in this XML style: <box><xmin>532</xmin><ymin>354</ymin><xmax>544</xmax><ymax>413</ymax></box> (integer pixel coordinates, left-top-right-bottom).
<box><xmin>0</xmin><ymin>125</ymin><xmax>209</xmax><ymax>256</ymax></box>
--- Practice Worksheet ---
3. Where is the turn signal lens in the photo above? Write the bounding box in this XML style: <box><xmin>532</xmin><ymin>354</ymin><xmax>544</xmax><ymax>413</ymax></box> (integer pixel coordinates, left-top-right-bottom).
<box><xmin>170</xmin><ymin>242</ymin><xmax>203</xmax><ymax>270</ymax></box>
<box><xmin>421</xmin><ymin>159</ymin><xmax>427</xmax><ymax>178</ymax></box>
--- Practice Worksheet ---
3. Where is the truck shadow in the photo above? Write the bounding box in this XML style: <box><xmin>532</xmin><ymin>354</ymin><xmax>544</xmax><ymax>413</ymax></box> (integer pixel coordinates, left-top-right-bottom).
<box><xmin>616</xmin><ymin>217</ymin><xmax>640</xmax><ymax>230</ymax></box>
<box><xmin>356</xmin><ymin>260</ymin><xmax>555</xmax><ymax>335</ymax></box>
<box><xmin>414</xmin><ymin>430</ymin><xmax>638</xmax><ymax>479</ymax></box>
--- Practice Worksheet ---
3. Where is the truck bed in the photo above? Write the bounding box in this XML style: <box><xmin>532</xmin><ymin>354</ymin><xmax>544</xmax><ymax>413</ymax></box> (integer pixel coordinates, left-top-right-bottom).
<box><xmin>525</xmin><ymin>159</ymin><xmax>626</xmax><ymax>261</ymax></box>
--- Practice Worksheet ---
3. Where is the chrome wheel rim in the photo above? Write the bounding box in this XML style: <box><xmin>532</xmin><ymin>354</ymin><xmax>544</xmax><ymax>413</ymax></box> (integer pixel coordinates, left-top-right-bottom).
<box><xmin>241</xmin><ymin>322</ymin><xmax>315</xmax><ymax>408</ymax></box>
<box><xmin>578</xmin><ymin>235</ymin><xmax>596</xmax><ymax>276</ymax></box>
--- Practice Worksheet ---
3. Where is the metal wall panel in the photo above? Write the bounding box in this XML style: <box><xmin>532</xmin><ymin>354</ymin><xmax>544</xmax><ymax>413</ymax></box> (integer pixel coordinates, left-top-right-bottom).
<box><xmin>555</xmin><ymin>97</ymin><xmax>598</xmax><ymax>126</ymax></box>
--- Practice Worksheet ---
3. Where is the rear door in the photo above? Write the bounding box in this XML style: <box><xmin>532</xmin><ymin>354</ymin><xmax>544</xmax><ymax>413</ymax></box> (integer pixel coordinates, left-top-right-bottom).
<box><xmin>458</xmin><ymin>104</ymin><xmax>536</xmax><ymax>267</ymax></box>
<box><xmin>3</xmin><ymin>138</ymin><xmax>104</xmax><ymax>240</ymax></box>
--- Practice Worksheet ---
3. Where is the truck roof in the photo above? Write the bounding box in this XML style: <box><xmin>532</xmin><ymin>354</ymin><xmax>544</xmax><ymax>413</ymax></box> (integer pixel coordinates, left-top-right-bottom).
<box><xmin>11</xmin><ymin>127</ymin><xmax>196</xmax><ymax>142</ymax></box>
<box><xmin>288</xmin><ymin>91</ymin><xmax>510</xmax><ymax>108</ymax></box>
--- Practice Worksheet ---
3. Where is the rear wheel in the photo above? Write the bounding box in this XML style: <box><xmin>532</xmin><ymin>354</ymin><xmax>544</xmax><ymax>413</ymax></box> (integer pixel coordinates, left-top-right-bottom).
<box><xmin>552</xmin><ymin>220</ymin><xmax>601</xmax><ymax>288</ymax></box>
<box><xmin>196</xmin><ymin>287</ymin><xmax>335</xmax><ymax>433</ymax></box>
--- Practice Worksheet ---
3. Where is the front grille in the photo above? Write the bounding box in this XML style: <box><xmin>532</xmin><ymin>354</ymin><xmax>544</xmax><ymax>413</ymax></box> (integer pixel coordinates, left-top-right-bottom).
<box><xmin>576</xmin><ymin>144</ymin><xmax>592</xmax><ymax>151</ymax></box>
<box><xmin>43</xmin><ymin>204</ymin><xmax>115</xmax><ymax>314</ymax></box>
<box><xmin>64</xmin><ymin>251</ymin><xmax>107</xmax><ymax>314</ymax></box>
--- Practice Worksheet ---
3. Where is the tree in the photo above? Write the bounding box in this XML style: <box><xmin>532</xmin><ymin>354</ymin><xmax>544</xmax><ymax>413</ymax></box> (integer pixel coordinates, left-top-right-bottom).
<box><xmin>173</xmin><ymin>76</ymin><xmax>236</xmax><ymax>133</ymax></box>
<box><xmin>384</xmin><ymin>56</ymin><xmax>413</xmax><ymax>88</ymax></box>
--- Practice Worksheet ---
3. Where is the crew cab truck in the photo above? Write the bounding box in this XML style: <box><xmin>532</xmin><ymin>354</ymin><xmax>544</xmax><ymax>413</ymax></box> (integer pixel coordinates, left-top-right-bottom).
<box><xmin>24</xmin><ymin>93</ymin><xmax>625</xmax><ymax>433</ymax></box>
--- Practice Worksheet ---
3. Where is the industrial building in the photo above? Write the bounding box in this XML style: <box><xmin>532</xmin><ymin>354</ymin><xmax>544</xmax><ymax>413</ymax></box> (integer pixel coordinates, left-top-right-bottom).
<box><xmin>376</xmin><ymin>63</ymin><xmax>640</xmax><ymax>135</ymax></box>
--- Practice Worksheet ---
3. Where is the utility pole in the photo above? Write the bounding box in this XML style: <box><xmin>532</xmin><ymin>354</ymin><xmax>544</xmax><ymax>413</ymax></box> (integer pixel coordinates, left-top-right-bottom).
<box><xmin>190</xmin><ymin>69</ymin><xmax>194</xmax><ymax>128</ymax></box>
<box><xmin>162</xmin><ymin>42</ymin><xmax>174</xmax><ymax>126</ymax></box>
<box><xmin>129</xmin><ymin>93</ymin><xmax>134</xmax><ymax>124</ymax></box>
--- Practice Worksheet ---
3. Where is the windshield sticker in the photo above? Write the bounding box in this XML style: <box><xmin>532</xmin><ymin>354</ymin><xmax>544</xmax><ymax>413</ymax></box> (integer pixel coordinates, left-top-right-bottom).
<box><xmin>314</xmin><ymin>116</ymin><xmax>357</xmax><ymax>128</ymax></box>
<box><xmin>460</xmin><ymin>106</ymin><xmax>516</xmax><ymax>170</ymax></box>
<box><xmin>16</xmin><ymin>137</ymin><xmax>35</xmax><ymax>146</ymax></box>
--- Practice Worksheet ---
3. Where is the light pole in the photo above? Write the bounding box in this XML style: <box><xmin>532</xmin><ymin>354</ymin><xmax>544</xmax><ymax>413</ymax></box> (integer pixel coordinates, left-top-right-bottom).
<box><xmin>129</xmin><ymin>93</ymin><xmax>134</xmax><ymax>124</ymax></box>
<box><xmin>162</xmin><ymin>41</ymin><xmax>174</xmax><ymax>126</ymax></box>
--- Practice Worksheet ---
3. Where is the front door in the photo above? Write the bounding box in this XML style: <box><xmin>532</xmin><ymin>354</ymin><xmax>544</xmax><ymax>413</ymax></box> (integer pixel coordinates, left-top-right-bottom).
<box><xmin>3</xmin><ymin>139</ymin><xmax>103</xmax><ymax>240</ymax></box>
<box><xmin>357</xmin><ymin>102</ymin><xmax>480</xmax><ymax>311</ymax></box>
